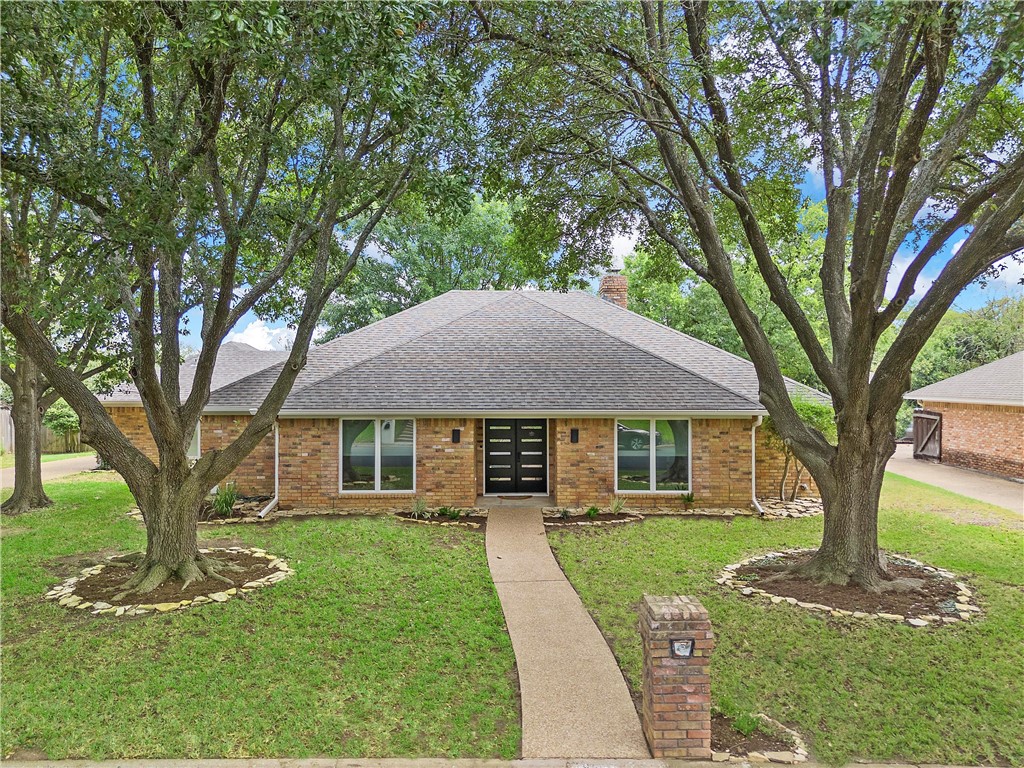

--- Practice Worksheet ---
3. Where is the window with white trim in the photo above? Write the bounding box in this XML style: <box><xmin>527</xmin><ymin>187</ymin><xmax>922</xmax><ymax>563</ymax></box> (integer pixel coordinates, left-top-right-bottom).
<box><xmin>187</xmin><ymin>423</ymin><xmax>201</xmax><ymax>460</ymax></box>
<box><xmin>615</xmin><ymin>418</ymin><xmax>690</xmax><ymax>492</ymax></box>
<box><xmin>340</xmin><ymin>418</ymin><xmax>415</xmax><ymax>492</ymax></box>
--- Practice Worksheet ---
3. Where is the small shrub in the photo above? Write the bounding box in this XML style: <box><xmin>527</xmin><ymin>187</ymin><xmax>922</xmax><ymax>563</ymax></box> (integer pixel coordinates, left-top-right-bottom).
<box><xmin>681</xmin><ymin>491</ymin><xmax>695</xmax><ymax>504</ymax></box>
<box><xmin>409</xmin><ymin>498</ymin><xmax>432</xmax><ymax>520</ymax></box>
<box><xmin>558</xmin><ymin>508</ymin><xmax>572</xmax><ymax>520</ymax></box>
<box><xmin>733</xmin><ymin>713</ymin><xmax>761</xmax><ymax>737</ymax></box>
<box><xmin>212</xmin><ymin>482</ymin><xmax>239</xmax><ymax>518</ymax></box>
<box><xmin>610</xmin><ymin>496</ymin><xmax>625</xmax><ymax>515</ymax></box>
<box><xmin>585</xmin><ymin>505</ymin><xmax>600</xmax><ymax>520</ymax></box>
<box><xmin>438</xmin><ymin>505</ymin><xmax>460</xmax><ymax>520</ymax></box>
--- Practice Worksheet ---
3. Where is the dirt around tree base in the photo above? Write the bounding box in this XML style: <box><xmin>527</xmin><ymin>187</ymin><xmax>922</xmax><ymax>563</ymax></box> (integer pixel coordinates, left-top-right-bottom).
<box><xmin>722</xmin><ymin>549</ymin><xmax>981</xmax><ymax>626</ymax></box>
<box><xmin>44</xmin><ymin>547</ymin><xmax>294</xmax><ymax>617</ymax></box>
<box><xmin>712</xmin><ymin>713</ymin><xmax>793</xmax><ymax>755</ymax></box>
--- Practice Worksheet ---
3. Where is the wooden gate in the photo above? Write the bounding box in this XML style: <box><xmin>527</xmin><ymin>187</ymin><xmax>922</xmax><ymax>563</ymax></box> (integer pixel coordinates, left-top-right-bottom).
<box><xmin>912</xmin><ymin>411</ymin><xmax>941</xmax><ymax>460</ymax></box>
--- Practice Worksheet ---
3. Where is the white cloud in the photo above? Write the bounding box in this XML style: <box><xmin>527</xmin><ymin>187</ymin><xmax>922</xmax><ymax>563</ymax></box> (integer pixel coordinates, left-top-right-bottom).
<box><xmin>609</xmin><ymin>228</ymin><xmax>640</xmax><ymax>270</ymax></box>
<box><xmin>992</xmin><ymin>254</ymin><xmax>1024</xmax><ymax>290</ymax></box>
<box><xmin>951</xmin><ymin>237</ymin><xmax>966</xmax><ymax>255</ymax></box>
<box><xmin>886</xmin><ymin>253</ymin><xmax>935</xmax><ymax>301</ymax></box>
<box><xmin>226</xmin><ymin>319</ymin><xmax>296</xmax><ymax>351</ymax></box>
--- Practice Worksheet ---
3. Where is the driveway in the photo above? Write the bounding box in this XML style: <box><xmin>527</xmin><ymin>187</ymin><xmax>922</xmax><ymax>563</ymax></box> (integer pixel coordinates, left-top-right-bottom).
<box><xmin>0</xmin><ymin>455</ymin><xmax>98</xmax><ymax>490</ymax></box>
<box><xmin>886</xmin><ymin>443</ymin><xmax>1023</xmax><ymax>515</ymax></box>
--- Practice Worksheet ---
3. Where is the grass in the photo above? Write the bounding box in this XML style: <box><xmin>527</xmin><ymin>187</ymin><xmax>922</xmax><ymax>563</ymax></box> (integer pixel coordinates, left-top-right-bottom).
<box><xmin>0</xmin><ymin>479</ymin><xmax>519</xmax><ymax>760</ymax></box>
<box><xmin>550</xmin><ymin>473</ymin><xmax>1024</xmax><ymax>766</ymax></box>
<box><xmin>0</xmin><ymin>451</ymin><xmax>95</xmax><ymax>470</ymax></box>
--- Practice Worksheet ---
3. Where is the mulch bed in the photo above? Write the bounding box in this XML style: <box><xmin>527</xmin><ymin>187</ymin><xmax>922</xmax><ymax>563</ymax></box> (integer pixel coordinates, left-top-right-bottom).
<box><xmin>197</xmin><ymin>495</ymin><xmax>273</xmax><ymax>522</ymax></box>
<box><xmin>735</xmin><ymin>553</ymin><xmax>963</xmax><ymax>616</ymax></box>
<box><xmin>72</xmin><ymin>551</ymin><xmax>276</xmax><ymax>604</ymax></box>
<box><xmin>712</xmin><ymin>713</ymin><xmax>793</xmax><ymax>755</ymax></box>
<box><xmin>544</xmin><ymin>512</ymin><xmax>641</xmax><ymax>527</ymax></box>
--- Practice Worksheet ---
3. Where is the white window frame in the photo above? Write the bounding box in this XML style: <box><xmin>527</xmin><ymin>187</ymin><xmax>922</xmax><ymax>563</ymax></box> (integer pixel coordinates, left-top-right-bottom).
<box><xmin>338</xmin><ymin>418</ymin><xmax>416</xmax><ymax>494</ymax></box>
<box><xmin>187</xmin><ymin>422</ymin><xmax>201</xmax><ymax>460</ymax></box>
<box><xmin>613</xmin><ymin>417</ymin><xmax>692</xmax><ymax>494</ymax></box>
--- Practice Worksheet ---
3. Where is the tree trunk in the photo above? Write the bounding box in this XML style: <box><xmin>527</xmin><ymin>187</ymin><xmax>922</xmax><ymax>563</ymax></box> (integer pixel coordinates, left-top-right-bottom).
<box><xmin>2</xmin><ymin>353</ymin><xmax>52</xmax><ymax>515</ymax></box>
<box><xmin>112</xmin><ymin>469</ymin><xmax>236</xmax><ymax>598</ymax></box>
<box><xmin>789</xmin><ymin>462</ymin><xmax>804</xmax><ymax>501</ymax></box>
<box><xmin>790</xmin><ymin>429</ymin><xmax>914</xmax><ymax>592</ymax></box>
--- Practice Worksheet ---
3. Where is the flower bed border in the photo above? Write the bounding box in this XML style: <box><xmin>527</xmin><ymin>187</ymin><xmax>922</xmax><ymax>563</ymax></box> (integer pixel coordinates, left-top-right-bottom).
<box><xmin>543</xmin><ymin>512</ymin><xmax>645</xmax><ymax>528</ymax></box>
<box><xmin>713</xmin><ymin>713</ymin><xmax>810</xmax><ymax>764</ymax></box>
<box><xmin>43</xmin><ymin>547</ymin><xmax>294</xmax><ymax>618</ymax></box>
<box><xmin>718</xmin><ymin>548</ymin><xmax>981</xmax><ymax>627</ymax></box>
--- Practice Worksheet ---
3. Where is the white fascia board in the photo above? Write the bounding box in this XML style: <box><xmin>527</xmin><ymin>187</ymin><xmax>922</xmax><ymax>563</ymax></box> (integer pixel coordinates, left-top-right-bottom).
<box><xmin>200</xmin><ymin>408</ymin><xmax>768</xmax><ymax>418</ymax></box>
<box><xmin>904</xmin><ymin>395</ymin><xmax>1024</xmax><ymax>408</ymax></box>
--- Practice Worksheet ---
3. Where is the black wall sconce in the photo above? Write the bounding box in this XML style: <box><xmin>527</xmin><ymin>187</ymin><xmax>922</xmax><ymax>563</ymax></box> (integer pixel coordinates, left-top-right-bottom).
<box><xmin>451</xmin><ymin>428</ymin><xmax>461</xmax><ymax>444</ymax></box>
<box><xmin>570</xmin><ymin>428</ymin><xmax>579</xmax><ymax>443</ymax></box>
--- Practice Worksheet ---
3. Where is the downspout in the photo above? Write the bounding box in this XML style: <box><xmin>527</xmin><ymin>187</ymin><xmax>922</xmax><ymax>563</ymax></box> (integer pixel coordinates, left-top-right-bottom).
<box><xmin>750</xmin><ymin>415</ymin><xmax>766</xmax><ymax>516</ymax></box>
<box><xmin>257</xmin><ymin>421</ymin><xmax>279</xmax><ymax>519</ymax></box>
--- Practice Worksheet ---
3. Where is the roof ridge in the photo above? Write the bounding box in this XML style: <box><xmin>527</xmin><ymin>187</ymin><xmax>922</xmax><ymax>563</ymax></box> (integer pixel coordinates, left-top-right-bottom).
<box><xmin>521</xmin><ymin>292</ymin><xmax>763</xmax><ymax>409</ymax></box>
<box><xmin>285</xmin><ymin>291</ymin><xmax>521</xmax><ymax>399</ymax></box>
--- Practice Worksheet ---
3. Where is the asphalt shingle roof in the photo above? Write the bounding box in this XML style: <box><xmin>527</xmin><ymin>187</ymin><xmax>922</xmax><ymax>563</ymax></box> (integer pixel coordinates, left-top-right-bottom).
<box><xmin>101</xmin><ymin>342</ymin><xmax>287</xmax><ymax>404</ymax></box>
<box><xmin>207</xmin><ymin>289</ymin><xmax>826</xmax><ymax>415</ymax></box>
<box><xmin>905</xmin><ymin>351</ymin><xmax>1024</xmax><ymax>406</ymax></box>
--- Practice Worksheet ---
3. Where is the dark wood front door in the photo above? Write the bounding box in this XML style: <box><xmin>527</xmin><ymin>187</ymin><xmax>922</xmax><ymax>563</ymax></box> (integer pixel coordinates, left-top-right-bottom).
<box><xmin>485</xmin><ymin>419</ymin><xmax>548</xmax><ymax>494</ymax></box>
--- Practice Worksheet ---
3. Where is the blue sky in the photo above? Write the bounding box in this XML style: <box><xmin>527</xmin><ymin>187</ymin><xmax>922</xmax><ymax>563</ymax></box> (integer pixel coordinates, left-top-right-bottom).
<box><xmin>206</xmin><ymin>170</ymin><xmax>1021</xmax><ymax>351</ymax></box>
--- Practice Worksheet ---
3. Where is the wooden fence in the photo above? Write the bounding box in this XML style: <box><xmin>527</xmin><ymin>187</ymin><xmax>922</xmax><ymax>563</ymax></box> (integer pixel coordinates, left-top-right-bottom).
<box><xmin>0</xmin><ymin>406</ymin><xmax>83</xmax><ymax>455</ymax></box>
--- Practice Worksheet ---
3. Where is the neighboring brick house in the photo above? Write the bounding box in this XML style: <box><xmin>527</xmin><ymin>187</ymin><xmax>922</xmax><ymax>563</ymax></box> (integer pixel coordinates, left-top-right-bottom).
<box><xmin>102</xmin><ymin>276</ymin><xmax>827</xmax><ymax>512</ymax></box>
<box><xmin>905</xmin><ymin>351</ymin><xmax>1024</xmax><ymax>480</ymax></box>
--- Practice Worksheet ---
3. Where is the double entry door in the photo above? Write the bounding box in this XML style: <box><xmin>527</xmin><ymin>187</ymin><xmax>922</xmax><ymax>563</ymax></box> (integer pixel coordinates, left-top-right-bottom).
<box><xmin>484</xmin><ymin>419</ymin><xmax>548</xmax><ymax>494</ymax></box>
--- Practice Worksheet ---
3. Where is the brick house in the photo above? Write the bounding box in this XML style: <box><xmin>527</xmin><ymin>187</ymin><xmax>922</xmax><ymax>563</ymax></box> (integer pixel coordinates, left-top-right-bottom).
<box><xmin>102</xmin><ymin>276</ymin><xmax>826</xmax><ymax>513</ymax></box>
<box><xmin>905</xmin><ymin>351</ymin><xmax>1024</xmax><ymax>480</ymax></box>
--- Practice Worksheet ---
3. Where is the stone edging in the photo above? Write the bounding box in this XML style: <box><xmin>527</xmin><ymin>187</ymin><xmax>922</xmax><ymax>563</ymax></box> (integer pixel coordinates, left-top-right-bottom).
<box><xmin>718</xmin><ymin>548</ymin><xmax>981</xmax><ymax>627</ymax></box>
<box><xmin>398</xmin><ymin>516</ymin><xmax>483</xmax><ymax>529</ymax></box>
<box><xmin>543</xmin><ymin>513</ymin><xmax>645</xmax><ymax>528</ymax></box>
<box><xmin>712</xmin><ymin>713</ymin><xmax>810</xmax><ymax>764</ymax></box>
<box><xmin>43</xmin><ymin>547</ymin><xmax>294</xmax><ymax>618</ymax></box>
<box><xmin>757</xmin><ymin>497</ymin><xmax>823</xmax><ymax>519</ymax></box>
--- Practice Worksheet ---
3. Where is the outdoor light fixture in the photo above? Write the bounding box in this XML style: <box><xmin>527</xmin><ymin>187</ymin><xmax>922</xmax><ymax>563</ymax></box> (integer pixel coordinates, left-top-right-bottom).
<box><xmin>451</xmin><ymin>428</ymin><xmax>461</xmax><ymax>443</ymax></box>
<box><xmin>570</xmin><ymin>428</ymin><xmax>579</xmax><ymax>443</ymax></box>
<box><xmin>670</xmin><ymin>638</ymin><xmax>694</xmax><ymax>658</ymax></box>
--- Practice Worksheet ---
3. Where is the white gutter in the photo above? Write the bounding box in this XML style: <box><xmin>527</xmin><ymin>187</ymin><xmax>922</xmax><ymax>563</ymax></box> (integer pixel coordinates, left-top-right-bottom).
<box><xmin>200</xmin><ymin>408</ymin><xmax>769</xmax><ymax>419</ymax></box>
<box><xmin>257</xmin><ymin>421</ymin><xmax>279</xmax><ymax>519</ymax></box>
<box><xmin>750</xmin><ymin>415</ymin><xmax>766</xmax><ymax>516</ymax></box>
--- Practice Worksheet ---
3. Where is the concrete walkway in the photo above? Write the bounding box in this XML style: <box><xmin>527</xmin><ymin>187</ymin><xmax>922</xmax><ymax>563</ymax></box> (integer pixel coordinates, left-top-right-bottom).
<box><xmin>0</xmin><ymin>455</ymin><xmax>97</xmax><ymax>490</ymax></box>
<box><xmin>485</xmin><ymin>507</ymin><xmax>649</xmax><ymax>759</ymax></box>
<box><xmin>886</xmin><ymin>444</ymin><xmax>1024</xmax><ymax>514</ymax></box>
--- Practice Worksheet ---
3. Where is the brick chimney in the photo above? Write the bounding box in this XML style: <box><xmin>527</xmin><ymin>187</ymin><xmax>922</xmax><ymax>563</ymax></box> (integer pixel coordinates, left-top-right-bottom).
<box><xmin>598</xmin><ymin>269</ymin><xmax>628</xmax><ymax>309</ymax></box>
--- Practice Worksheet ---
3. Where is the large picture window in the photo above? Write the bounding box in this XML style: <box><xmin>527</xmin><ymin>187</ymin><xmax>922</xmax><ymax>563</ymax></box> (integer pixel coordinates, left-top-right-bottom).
<box><xmin>340</xmin><ymin>418</ymin><xmax>415</xmax><ymax>492</ymax></box>
<box><xmin>615</xmin><ymin>418</ymin><xmax>690</xmax><ymax>492</ymax></box>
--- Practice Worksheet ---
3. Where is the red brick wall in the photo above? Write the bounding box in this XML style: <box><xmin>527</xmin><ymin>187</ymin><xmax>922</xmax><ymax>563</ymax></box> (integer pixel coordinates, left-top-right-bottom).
<box><xmin>105</xmin><ymin>407</ymin><xmax>274</xmax><ymax>496</ymax></box>
<box><xmin>754</xmin><ymin>421</ymin><xmax>820</xmax><ymax>499</ymax></box>
<box><xmin>923</xmin><ymin>400</ymin><xmax>1024</xmax><ymax>479</ymax></box>
<box><xmin>277</xmin><ymin>416</ymin><xmax>477</xmax><ymax>510</ymax></box>
<box><xmin>552</xmin><ymin>418</ymin><xmax>616</xmax><ymax>506</ymax></box>
<box><xmin>551</xmin><ymin>417</ymin><xmax>756</xmax><ymax>509</ymax></box>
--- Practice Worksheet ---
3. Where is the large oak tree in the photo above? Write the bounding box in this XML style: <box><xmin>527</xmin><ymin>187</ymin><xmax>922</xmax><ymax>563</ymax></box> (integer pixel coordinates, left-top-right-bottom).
<box><xmin>2</xmin><ymin>2</ymin><xmax>474</xmax><ymax>594</ymax></box>
<box><xmin>476</xmin><ymin>1</ymin><xmax>1024</xmax><ymax>589</ymax></box>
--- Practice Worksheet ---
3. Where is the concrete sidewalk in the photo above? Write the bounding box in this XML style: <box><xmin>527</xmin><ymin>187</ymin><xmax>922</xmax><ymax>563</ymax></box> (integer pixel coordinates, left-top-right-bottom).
<box><xmin>0</xmin><ymin>455</ymin><xmax>97</xmax><ymax>490</ymax></box>
<box><xmin>485</xmin><ymin>507</ymin><xmax>649</xmax><ymax>759</ymax></box>
<box><xmin>886</xmin><ymin>444</ymin><xmax>1023</xmax><ymax>514</ymax></box>
<box><xmin>0</xmin><ymin>758</ymin><xmax>989</xmax><ymax>768</ymax></box>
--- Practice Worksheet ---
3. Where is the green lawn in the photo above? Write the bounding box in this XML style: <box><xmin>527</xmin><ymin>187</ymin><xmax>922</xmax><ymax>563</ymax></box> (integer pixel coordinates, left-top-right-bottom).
<box><xmin>550</xmin><ymin>473</ymin><xmax>1024</xmax><ymax>767</ymax></box>
<box><xmin>0</xmin><ymin>480</ymin><xmax>519</xmax><ymax>760</ymax></box>
<box><xmin>0</xmin><ymin>451</ymin><xmax>95</xmax><ymax>470</ymax></box>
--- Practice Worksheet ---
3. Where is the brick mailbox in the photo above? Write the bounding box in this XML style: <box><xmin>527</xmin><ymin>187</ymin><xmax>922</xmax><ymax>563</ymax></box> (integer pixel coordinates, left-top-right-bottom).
<box><xmin>640</xmin><ymin>595</ymin><xmax>715</xmax><ymax>758</ymax></box>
